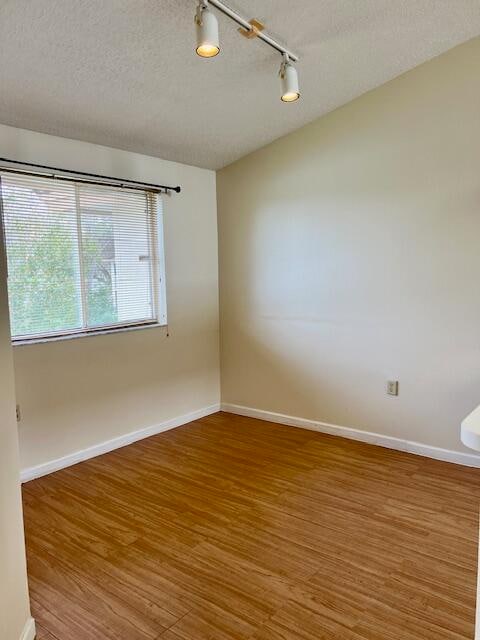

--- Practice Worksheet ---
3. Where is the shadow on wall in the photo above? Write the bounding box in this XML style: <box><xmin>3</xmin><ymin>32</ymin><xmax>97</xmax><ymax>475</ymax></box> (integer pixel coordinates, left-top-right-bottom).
<box><xmin>218</xmin><ymin>161</ymin><xmax>480</xmax><ymax>453</ymax></box>
<box><xmin>217</xmin><ymin>56</ymin><xmax>480</xmax><ymax>454</ymax></box>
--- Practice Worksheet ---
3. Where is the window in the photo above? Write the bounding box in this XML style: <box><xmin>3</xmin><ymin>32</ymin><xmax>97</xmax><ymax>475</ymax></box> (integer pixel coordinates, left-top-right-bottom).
<box><xmin>0</xmin><ymin>172</ymin><xmax>166</xmax><ymax>343</ymax></box>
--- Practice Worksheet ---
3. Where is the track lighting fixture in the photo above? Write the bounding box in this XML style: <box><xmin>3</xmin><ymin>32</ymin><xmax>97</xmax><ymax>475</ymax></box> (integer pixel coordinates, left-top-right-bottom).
<box><xmin>195</xmin><ymin>0</ymin><xmax>220</xmax><ymax>58</ymax></box>
<box><xmin>193</xmin><ymin>0</ymin><xmax>301</xmax><ymax>103</ymax></box>
<box><xmin>280</xmin><ymin>54</ymin><xmax>300</xmax><ymax>102</ymax></box>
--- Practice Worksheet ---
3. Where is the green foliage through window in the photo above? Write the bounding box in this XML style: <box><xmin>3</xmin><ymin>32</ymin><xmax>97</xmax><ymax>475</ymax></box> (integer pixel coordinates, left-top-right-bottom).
<box><xmin>1</xmin><ymin>174</ymin><xmax>158</xmax><ymax>340</ymax></box>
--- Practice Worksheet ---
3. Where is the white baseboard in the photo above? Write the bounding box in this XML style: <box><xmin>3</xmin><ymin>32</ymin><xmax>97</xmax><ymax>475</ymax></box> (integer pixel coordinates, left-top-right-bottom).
<box><xmin>21</xmin><ymin>401</ymin><xmax>480</xmax><ymax>482</ymax></box>
<box><xmin>20</xmin><ymin>617</ymin><xmax>36</xmax><ymax>640</ymax></box>
<box><xmin>20</xmin><ymin>404</ymin><xmax>221</xmax><ymax>483</ymax></box>
<box><xmin>221</xmin><ymin>403</ymin><xmax>480</xmax><ymax>468</ymax></box>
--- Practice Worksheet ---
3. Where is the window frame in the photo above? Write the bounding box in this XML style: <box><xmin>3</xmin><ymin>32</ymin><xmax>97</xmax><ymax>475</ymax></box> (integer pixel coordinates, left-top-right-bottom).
<box><xmin>1</xmin><ymin>175</ymin><xmax>167</xmax><ymax>346</ymax></box>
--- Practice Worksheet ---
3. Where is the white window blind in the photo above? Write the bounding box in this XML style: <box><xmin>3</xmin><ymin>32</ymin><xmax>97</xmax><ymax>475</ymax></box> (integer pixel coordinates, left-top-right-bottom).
<box><xmin>0</xmin><ymin>172</ymin><xmax>166</xmax><ymax>342</ymax></box>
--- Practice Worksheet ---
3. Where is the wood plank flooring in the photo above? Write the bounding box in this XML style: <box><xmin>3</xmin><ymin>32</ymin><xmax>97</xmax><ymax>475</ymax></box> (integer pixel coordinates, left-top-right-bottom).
<box><xmin>23</xmin><ymin>412</ymin><xmax>480</xmax><ymax>639</ymax></box>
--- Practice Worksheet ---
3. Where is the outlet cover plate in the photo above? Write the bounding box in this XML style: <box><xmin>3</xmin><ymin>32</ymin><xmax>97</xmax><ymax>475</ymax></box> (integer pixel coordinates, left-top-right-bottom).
<box><xmin>387</xmin><ymin>381</ymin><xmax>399</xmax><ymax>396</ymax></box>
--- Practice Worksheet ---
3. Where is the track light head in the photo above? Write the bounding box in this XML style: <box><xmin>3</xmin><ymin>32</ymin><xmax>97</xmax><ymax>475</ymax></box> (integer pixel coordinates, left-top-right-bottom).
<box><xmin>280</xmin><ymin>54</ymin><xmax>300</xmax><ymax>102</ymax></box>
<box><xmin>195</xmin><ymin>1</ymin><xmax>220</xmax><ymax>58</ymax></box>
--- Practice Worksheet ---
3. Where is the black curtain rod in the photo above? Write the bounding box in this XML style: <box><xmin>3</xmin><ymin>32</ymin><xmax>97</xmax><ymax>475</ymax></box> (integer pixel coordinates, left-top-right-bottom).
<box><xmin>0</xmin><ymin>157</ymin><xmax>181</xmax><ymax>194</ymax></box>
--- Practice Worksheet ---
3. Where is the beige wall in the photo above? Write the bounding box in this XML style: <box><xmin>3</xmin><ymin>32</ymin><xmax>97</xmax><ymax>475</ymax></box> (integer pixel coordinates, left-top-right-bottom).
<box><xmin>0</xmin><ymin>124</ymin><xmax>220</xmax><ymax>472</ymax></box>
<box><xmin>0</xmin><ymin>212</ymin><xmax>31</xmax><ymax>637</ymax></box>
<box><xmin>217</xmin><ymin>37</ymin><xmax>480</xmax><ymax>455</ymax></box>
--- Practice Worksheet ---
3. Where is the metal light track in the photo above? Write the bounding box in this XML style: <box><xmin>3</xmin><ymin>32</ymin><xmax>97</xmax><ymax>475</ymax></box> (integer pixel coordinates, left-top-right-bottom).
<box><xmin>208</xmin><ymin>0</ymin><xmax>299</xmax><ymax>62</ymax></box>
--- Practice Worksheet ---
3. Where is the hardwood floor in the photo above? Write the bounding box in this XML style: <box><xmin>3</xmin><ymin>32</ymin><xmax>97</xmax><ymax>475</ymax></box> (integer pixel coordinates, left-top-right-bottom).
<box><xmin>23</xmin><ymin>412</ymin><xmax>479</xmax><ymax>640</ymax></box>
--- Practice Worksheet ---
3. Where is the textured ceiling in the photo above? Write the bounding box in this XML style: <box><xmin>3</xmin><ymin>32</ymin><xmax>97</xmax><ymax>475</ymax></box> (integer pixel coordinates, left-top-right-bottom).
<box><xmin>0</xmin><ymin>1</ymin><xmax>479</xmax><ymax>169</ymax></box>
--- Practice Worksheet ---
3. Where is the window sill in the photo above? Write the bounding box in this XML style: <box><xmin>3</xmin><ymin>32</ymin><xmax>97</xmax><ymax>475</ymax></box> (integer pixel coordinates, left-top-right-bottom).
<box><xmin>12</xmin><ymin>322</ymin><xmax>167</xmax><ymax>346</ymax></box>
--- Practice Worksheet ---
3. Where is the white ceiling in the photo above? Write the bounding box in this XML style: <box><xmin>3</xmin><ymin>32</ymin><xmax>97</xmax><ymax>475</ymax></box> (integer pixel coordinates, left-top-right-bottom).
<box><xmin>0</xmin><ymin>1</ymin><xmax>478</xmax><ymax>170</ymax></box>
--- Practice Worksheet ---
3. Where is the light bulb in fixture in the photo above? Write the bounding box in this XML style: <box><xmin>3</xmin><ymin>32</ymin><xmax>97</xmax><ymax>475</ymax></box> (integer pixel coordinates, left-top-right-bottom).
<box><xmin>195</xmin><ymin>1</ymin><xmax>220</xmax><ymax>58</ymax></box>
<box><xmin>280</xmin><ymin>54</ymin><xmax>300</xmax><ymax>102</ymax></box>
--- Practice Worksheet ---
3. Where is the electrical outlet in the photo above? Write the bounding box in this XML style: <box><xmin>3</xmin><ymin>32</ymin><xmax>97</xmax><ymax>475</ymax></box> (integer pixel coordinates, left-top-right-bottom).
<box><xmin>387</xmin><ymin>381</ymin><xmax>399</xmax><ymax>396</ymax></box>
<box><xmin>16</xmin><ymin>404</ymin><xmax>21</xmax><ymax>422</ymax></box>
